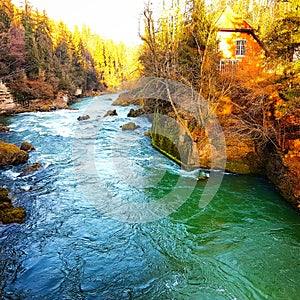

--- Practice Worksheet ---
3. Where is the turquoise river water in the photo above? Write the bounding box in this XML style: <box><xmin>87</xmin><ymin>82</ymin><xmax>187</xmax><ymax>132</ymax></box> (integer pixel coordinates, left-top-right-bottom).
<box><xmin>0</xmin><ymin>94</ymin><xmax>299</xmax><ymax>299</ymax></box>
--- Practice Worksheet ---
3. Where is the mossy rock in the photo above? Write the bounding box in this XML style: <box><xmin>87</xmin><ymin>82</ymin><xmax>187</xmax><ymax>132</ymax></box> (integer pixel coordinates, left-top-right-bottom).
<box><xmin>0</xmin><ymin>206</ymin><xmax>26</xmax><ymax>224</ymax></box>
<box><xmin>121</xmin><ymin>122</ymin><xmax>140</xmax><ymax>131</ymax></box>
<box><xmin>0</xmin><ymin>201</ymin><xmax>12</xmax><ymax>210</ymax></box>
<box><xmin>226</xmin><ymin>160</ymin><xmax>252</xmax><ymax>174</ymax></box>
<box><xmin>0</xmin><ymin>187</ymin><xmax>11</xmax><ymax>203</ymax></box>
<box><xmin>0</xmin><ymin>141</ymin><xmax>29</xmax><ymax>166</ymax></box>
<box><xmin>0</xmin><ymin>188</ymin><xmax>26</xmax><ymax>224</ymax></box>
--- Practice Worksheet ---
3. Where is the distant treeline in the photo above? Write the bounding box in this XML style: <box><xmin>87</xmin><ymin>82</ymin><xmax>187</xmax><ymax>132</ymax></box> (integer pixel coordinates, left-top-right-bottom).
<box><xmin>0</xmin><ymin>0</ymin><xmax>139</xmax><ymax>102</ymax></box>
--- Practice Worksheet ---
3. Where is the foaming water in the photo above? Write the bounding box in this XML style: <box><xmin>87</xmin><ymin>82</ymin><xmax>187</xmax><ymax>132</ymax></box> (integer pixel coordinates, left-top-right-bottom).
<box><xmin>0</xmin><ymin>95</ymin><xmax>299</xmax><ymax>299</ymax></box>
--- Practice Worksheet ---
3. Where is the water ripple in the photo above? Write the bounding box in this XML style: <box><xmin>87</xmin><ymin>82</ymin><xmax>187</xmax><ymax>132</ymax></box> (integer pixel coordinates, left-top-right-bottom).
<box><xmin>0</xmin><ymin>95</ymin><xmax>299</xmax><ymax>299</ymax></box>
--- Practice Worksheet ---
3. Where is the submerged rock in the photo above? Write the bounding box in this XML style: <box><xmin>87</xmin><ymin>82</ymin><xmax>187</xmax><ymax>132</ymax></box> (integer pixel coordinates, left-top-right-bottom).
<box><xmin>104</xmin><ymin>109</ymin><xmax>118</xmax><ymax>117</ymax></box>
<box><xmin>21</xmin><ymin>163</ymin><xmax>42</xmax><ymax>176</ymax></box>
<box><xmin>20</xmin><ymin>141</ymin><xmax>35</xmax><ymax>152</ymax></box>
<box><xmin>197</xmin><ymin>171</ymin><xmax>210</xmax><ymax>181</ymax></box>
<box><xmin>121</xmin><ymin>122</ymin><xmax>140</xmax><ymax>131</ymax></box>
<box><xmin>77</xmin><ymin>115</ymin><xmax>90</xmax><ymax>121</ymax></box>
<box><xmin>0</xmin><ymin>141</ymin><xmax>29</xmax><ymax>166</ymax></box>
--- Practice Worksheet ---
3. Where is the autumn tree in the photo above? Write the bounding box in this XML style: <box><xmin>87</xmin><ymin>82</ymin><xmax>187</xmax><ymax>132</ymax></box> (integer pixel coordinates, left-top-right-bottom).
<box><xmin>139</xmin><ymin>0</ymin><xmax>184</xmax><ymax>79</ymax></box>
<box><xmin>0</xmin><ymin>0</ymin><xmax>16</xmax><ymax>78</ymax></box>
<box><xmin>0</xmin><ymin>0</ymin><xmax>140</xmax><ymax>102</ymax></box>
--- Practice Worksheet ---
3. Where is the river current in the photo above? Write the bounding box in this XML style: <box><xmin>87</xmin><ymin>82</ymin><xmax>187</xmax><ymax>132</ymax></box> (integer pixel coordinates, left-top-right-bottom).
<box><xmin>0</xmin><ymin>94</ymin><xmax>299</xmax><ymax>299</ymax></box>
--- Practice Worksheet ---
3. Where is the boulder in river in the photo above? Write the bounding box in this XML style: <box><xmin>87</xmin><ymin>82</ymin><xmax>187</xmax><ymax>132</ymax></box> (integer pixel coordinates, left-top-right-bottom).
<box><xmin>20</xmin><ymin>141</ymin><xmax>35</xmax><ymax>152</ymax></box>
<box><xmin>121</xmin><ymin>122</ymin><xmax>140</xmax><ymax>131</ymax></box>
<box><xmin>0</xmin><ymin>141</ymin><xmax>29</xmax><ymax>166</ymax></box>
<box><xmin>0</xmin><ymin>124</ymin><xmax>10</xmax><ymax>132</ymax></box>
<box><xmin>104</xmin><ymin>109</ymin><xmax>118</xmax><ymax>117</ymax></box>
<box><xmin>0</xmin><ymin>206</ymin><xmax>26</xmax><ymax>224</ymax></box>
<box><xmin>0</xmin><ymin>187</ymin><xmax>11</xmax><ymax>203</ymax></box>
<box><xmin>0</xmin><ymin>187</ymin><xmax>26</xmax><ymax>224</ymax></box>
<box><xmin>127</xmin><ymin>108</ymin><xmax>144</xmax><ymax>118</ymax></box>
<box><xmin>77</xmin><ymin>115</ymin><xmax>90</xmax><ymax>121</ymax></box>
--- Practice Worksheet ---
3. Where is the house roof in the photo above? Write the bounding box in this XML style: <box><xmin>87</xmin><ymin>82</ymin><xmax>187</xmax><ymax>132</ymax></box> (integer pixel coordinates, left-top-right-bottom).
<box><xmin>216</xmin><ymin>7</ymin><xmax>253</xmax><ymax>30</ymax></box>
<box><xmin>215</xmin><ymin>6</ymin><xmax>269</xmax><ymax>56</ymax></box>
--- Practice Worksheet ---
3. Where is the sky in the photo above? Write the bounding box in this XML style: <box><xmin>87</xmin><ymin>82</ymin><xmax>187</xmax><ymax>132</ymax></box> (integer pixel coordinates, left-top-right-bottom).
<box><xmin>11</xmin><ymin>0</ymin><xmax>161</xmax><ymax>45</ymax></box>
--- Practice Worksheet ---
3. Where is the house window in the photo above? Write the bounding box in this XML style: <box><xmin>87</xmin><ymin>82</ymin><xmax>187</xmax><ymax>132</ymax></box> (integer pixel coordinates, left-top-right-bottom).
<box><xmin>236</xmin><ymin>40</ymin><xmax>246</xmax><ymax>56</ymax></box>
<box><xmin>219</xmin><ymin>60</ymin><xmax>226</xmax><ymax>72</ymax></box>
<box><xmin>219</xmin><ymin>59</ymin><xmax>239</xmax><ymax>73</ymax></box>
<box><xmin>228</xmin><ymin>59</ymin><xmax>239</xmax><ymax>71</ymax></box>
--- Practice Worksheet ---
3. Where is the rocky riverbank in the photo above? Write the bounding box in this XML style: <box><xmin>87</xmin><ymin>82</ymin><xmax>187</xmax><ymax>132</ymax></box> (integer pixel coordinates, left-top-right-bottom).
<box><xmin>0</xmin><ymin>86</ymin><xmax>95</xmax><ymax>224</ymax></box>
<box><xmin>0</xmin><ymin>95</ymin><xmax>71</xmax><ymax>116</ymax></box>
<box><xmin>113</xmin><ymin>92</ymin><xmax>300</xmax><ymax>211</ymax></box>
<box><xmin>0</xmin><ymin>140</ymin><xmax>38</xmax><ymax>224</ymax></box>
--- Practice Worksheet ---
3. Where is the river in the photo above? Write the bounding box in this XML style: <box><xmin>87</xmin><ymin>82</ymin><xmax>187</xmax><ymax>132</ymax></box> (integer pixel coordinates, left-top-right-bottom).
<box><xmin>0</xmin><ymin>94</ymin><xmax>299</xmax><ymax>299</ymax></box>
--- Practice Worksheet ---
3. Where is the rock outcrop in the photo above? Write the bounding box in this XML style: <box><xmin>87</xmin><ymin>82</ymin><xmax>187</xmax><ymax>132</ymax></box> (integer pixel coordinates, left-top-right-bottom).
<box><xmin>113</xmin><ymin>91</ymin><xmax>299</xmax><ymax>210</ymax></box>
<box><xmin>0</xmin><ymin>81</ymin><xmax>72</xmax><ymax>116</ymax></box>
<box><xmin>0</xmin><ymin>82</ymin><xmax>18</xmax><ymax>113</ymax></box>
<box><xmin>266</xmin><ymin>152</ymin><xmax>300</xmax><ymax>209</ymax></box>
<box><xmin>149</xmin><ymin>109</ymin><xmax>262</xmax><ymax>173</ymax></box>
<box><xmin>112</xmin><ymin>92</ymin><xmax>142</xmax><ymax>106</ymax></box>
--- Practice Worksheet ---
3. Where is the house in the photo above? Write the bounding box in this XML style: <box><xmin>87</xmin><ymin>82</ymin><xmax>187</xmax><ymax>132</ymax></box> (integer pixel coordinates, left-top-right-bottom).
<box><xmin>216</xmin><ymin>7</ymin><xmax>267</xmax><ymax>73</ymax></box>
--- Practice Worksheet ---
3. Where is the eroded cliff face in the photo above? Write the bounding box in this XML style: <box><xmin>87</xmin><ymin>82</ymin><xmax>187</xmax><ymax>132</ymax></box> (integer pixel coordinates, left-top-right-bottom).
<box><xmin>0</xmin><ymin>82</ymin><xmax>70</xmax><ymax>115</ymax></box>
<box><xmin>266</xmin><ymin>154</ymin><xmax>300</xmax><ymax>209</ymax></box>
<box><xmin>150</xmin><ymin>114</ymin><xmax>299</xmax><ymax>209</ymax></box>
<box><xmin>0</xmin><ymin>82</ymin><xmax>18</xmax><ymax>113</ymax></box>
<box><xmin>133</xmin><ymin>92</ymin><xmax>299</xmax><ymax>210</ymax></box>
<box><xmin>150</xmin><ymin>111</ymin><xmax>263</xmax><ymax>174</ymax></box>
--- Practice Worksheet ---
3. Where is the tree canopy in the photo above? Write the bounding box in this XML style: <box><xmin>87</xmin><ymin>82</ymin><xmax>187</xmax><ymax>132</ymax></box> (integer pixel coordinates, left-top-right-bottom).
<box><xmin>0</xmin><ymin>0</ymin><xmax>140</xmax><ymax>102</ymax></box>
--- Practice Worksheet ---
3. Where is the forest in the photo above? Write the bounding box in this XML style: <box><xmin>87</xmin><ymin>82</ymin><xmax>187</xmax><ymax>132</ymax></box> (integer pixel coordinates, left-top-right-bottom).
<box><xmin>0</xmin><ymin>0</ymin><xmax>139</xmax><ymax>103</ymax></box>
<box><xmin>0</xmin><ymin>0</ymin><xmax>299</xmax><ymax>154</ymax></box>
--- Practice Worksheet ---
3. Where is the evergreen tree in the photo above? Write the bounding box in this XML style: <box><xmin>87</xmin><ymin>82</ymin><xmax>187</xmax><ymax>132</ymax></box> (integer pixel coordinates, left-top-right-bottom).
<box><xmin>0</xmin><ymin>0</ymin><xmax>140</xmax><ymax>102</ymax></box>
<box><xmin>266</xmin><ymin>0</ymin><xmax>300</xmax><ymax>63</ymax></box>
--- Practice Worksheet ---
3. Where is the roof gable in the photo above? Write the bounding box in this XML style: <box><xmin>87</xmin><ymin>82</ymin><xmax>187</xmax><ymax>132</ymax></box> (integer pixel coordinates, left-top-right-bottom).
<box><xmin>216</xmin><ymin>7</ymin><xmax>253</xmax><ymax>30</ymax></box>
